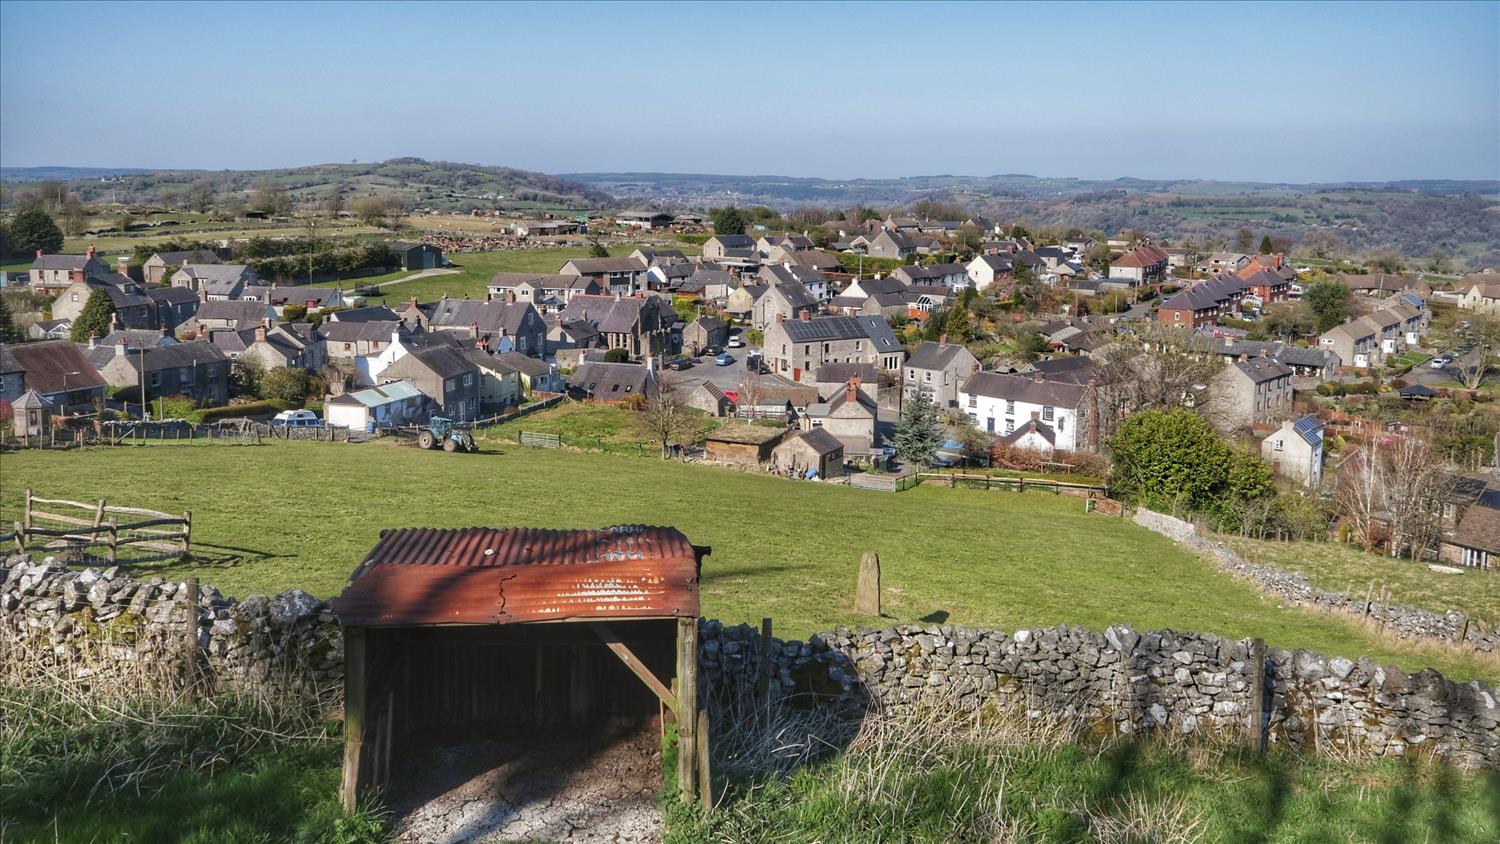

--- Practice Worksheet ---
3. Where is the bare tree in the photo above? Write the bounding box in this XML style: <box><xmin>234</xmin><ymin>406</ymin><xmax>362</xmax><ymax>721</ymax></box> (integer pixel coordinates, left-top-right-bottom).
<box><xmin>1336</xmin><ymin>445</ymin><xmax>1386</xmax><ymax>553</ymax></box>
<box><xmin>1444</xmin><ymin>312</ymin><xmax>1500</xmax><ymax>391</ymax></box>
<box><xmin>736</xmin><ymin>373</ymin><xmax>764</xmax><ymax>419</ymax></box>
<box><xmin>1336</xmin><ymin>437</ymin><xmax>1454</xmax><ymax>559</ymax></box>
<box><xmin>638</xmin><ymin>375</ymin><xmax>696</xmax><ymax>459</ymax></box>
<box><xmin>1093</xmin><ymin>326</ymin><xmax>1227</xmax><ymax>439</ymax></box>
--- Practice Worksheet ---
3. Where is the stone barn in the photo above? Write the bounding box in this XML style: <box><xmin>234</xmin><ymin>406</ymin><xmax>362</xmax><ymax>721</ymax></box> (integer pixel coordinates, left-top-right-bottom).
<box><xmin>772</xmin><ymin>427</ymin><xmax>845</xmax><ymax>478</ymax></box>
<box><xmin>332</xmin><ymin>525</ymin><xmax>712</xmax><ymax>829</ymax></box>
<box><xmin>702</xmin><ymin>424</ymin><xmax>785</xmax><ymax>467</ymax></box>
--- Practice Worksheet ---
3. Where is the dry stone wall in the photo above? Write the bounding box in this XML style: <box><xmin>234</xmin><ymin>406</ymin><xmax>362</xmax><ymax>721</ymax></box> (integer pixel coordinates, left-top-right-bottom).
<box><xmin>1</xmin><ymin>556</ymin><xmax>341</xmax><ymax>698</ymax></box>
<box><xmin>1131</xmin><ymin>508</ymin><xmax>1500</xmax><ymax>653</ymax></box>
<box><xmin>4</xmin><ymin>556</ymin><xmax>1496</xmax><ymax>769</ymax></box>
<box><xmin>698</xmin><ymin>620</ymin><xmax>1500</xmax><ymax>769</ymax></box>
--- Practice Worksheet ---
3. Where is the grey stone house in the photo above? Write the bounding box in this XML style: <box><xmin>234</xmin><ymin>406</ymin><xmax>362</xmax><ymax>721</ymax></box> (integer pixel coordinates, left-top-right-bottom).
<box><xmin>904</xmin><ymin>339</ymin><xmax>981</xmax><ymax>409</ymax></box>
<box><xmin>762</xmin><ymin>314</ymin><xmax>904</xmax><ymax>383</ymax></box>
<box><xmin>84</xmin><ymin>339</ymin><xmax>230</xmax><ymax>405</ymax></box>
<box><xmin>1211</xmin><ymin>356</ymin><xmax>1293</xmax><ymax>430</ymax></box>
<box><xmin>682</xmin><ymin>316</ymin><xmax>728</xmax><ymax>356</ymax></box>
<box><xmin>1261</xmin><ymin>416</ymin><xmax>1324</xmax><ymax>488</ymax></box>
<box><xmin>378</xmin><ymin>345</ymin><xmax>481</xmax><ymax>421</ymax></box>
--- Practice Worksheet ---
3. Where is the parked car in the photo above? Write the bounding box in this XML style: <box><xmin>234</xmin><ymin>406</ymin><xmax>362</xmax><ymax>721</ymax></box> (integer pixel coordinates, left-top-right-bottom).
<box><xmin>1431</xmin><ymin>357</ymin><xmax>1450</xmax><ymax>369</ymax></box>
<box><xmin>272</xmin><ymin>409</ymin><xmax>321</xmax><ymax>427</ymax></box>
<box><xmin>714</xmin><ymin>352</ymin><xmax>734</xmax><ymax>366</ymax></box>
<box><xmin>727</xmin><ymin>336</ymin><xmax>745</xmax><ymax>348</ymax></box>
<box><xmin>667</xmin><ymin>358</ymin><xmax>692</xmax><ymax>371</ymax></box>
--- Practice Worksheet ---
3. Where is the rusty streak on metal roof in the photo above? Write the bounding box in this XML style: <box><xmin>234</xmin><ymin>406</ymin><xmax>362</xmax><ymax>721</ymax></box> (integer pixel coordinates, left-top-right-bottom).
<box><xmin>332</xmin><ymin>526</ymin><xmax>704</xmax><ymax>627</ymax></box>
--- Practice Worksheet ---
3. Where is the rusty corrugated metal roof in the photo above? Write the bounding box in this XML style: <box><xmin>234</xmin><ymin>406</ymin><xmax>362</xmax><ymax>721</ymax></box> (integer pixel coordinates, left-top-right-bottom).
<box><xmin>332</xmin><ymin>526</ymin><xmax>703</xmax><ymax>627</ymax></box>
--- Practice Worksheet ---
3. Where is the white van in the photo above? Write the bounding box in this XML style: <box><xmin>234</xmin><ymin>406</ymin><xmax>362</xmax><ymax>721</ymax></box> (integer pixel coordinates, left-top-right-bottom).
<box><xmin>271</xmin><ymin>409</ymin><xmax>321</xmax><ymax>428</ymax></box>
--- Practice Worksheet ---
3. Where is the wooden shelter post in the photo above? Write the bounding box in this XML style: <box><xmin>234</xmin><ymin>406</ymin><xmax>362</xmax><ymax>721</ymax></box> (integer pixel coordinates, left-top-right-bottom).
<box><xmin>340</xmin><ymin>626</ymin><xmax>370</xmax><ymax>813</ymax></box>
<box><xmin>676</xmin><ymin>616</ymin><xmax>699</xmax><ymax>803</ymax></box>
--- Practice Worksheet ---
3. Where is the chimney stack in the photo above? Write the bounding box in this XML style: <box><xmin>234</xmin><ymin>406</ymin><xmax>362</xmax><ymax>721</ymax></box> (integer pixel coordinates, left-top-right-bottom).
<box><xmin>506</xmin><ymin>291</ymin><xmax>516</xmax><ymax>304</ymax></box>
<box><xmin>115</xmin><ymin>338</ymin><xmax>127</xmax><ymax>358</ymax></box>
<box><xmin>255</xmin><ymin>325</ymin><xmax>267</xmax><ymax>342</ymax></box>
<box><xmin>88</xmin><ymin>331</ymin><xmax>98</xmax><ymax>350</ymax></box>
<box><xmin>86</xmin><ymin>244</ymin><xmax>95</xmax><ymax>258</ymax></box>
<box><xmin>159</xmin><ymin>325</ymin><xmax>168</xmax><ymax>338</ymax></box>
<box><xmin>470</xmin><ymin>321</ymin><xmax>479</xmax><ymax>338</ymax></box>
<box><xmin>36</xmin><ymin>249</ymin><xmax>43</xmax><ymax>258</ymax></box>
<box><xmin>799</xmin><ymin>309</ymin><xmax>811</xmax><ymax>321</ymax></box>
<box><xmin>775</xmin><ymin>313</ymin><xmax>784</xmax><ymax>324</ymax></box>
<box><xmin>847</xmin><ymin>376</ymin><xmax>860</xmax><ymax>403</ymax></box>
<box><xmin>1032</xmin><ymin>370</ymin><xmax>1044</xmax><ymax>383</ymax></box>
<box><xmin>939</xmin><ymin>333</ymin><xmax>948</xmax><ymax>346</ymax></box>
<box><xmin>1031</xmin><ymin>410</ymin><xmax>1040</xmax><ymax>421</ymax></box>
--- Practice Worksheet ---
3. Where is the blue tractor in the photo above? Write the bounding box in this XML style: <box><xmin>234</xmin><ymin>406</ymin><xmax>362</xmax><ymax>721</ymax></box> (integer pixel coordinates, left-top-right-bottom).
<box><xmin>417</xmin><ymin>417</ymin><xmax>477</xmax><ymax>453</ymax></box>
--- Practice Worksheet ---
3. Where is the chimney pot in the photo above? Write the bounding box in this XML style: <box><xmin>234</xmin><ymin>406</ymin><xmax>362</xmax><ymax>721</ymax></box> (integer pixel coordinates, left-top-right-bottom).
<box><xmin>88</xmin><ymin>331</ymin><xmax>98</xmax><ymax>350</ymax></box>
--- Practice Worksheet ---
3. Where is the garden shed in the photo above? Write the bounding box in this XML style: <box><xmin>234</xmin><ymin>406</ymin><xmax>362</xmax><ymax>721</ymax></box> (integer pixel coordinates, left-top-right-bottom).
<box><xmin>332</xmin><ymin>525</ymin><xmax>710</xmax><ymax>814</ymax></box>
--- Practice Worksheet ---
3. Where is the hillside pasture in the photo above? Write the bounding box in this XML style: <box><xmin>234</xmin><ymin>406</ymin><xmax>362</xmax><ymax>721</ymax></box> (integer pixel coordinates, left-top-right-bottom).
<box><xmin>1</xmin><ymin>440</ymin><xmax>1496</xmax><ymax>681</ymax></box>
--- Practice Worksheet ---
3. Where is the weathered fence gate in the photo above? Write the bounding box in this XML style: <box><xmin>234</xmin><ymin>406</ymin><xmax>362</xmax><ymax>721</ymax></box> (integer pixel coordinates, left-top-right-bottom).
<box><xmin>7</xmin><ymin>489</ymin><xmax>191</xmax><ymax>565</ymax></box>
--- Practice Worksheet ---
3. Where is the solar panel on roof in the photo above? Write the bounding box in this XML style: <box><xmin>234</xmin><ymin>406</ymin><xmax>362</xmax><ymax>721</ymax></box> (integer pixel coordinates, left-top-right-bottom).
<box><xmin>1292</xmin><ymin>415</ymin><xmax>1323</xmax><ymax>445</ymax></box>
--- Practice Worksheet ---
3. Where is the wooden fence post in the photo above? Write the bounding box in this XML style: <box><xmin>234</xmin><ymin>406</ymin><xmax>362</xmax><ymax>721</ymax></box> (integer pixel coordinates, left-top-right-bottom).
<box><xmin>756</xmin><ymin>617</ymin><xmax>773</xmax><ymax>706</ymax></box>
<box><xmin>23</xmin><ymin>489</ymin><xmax>33</xmax><ymax>533</ymax></box>
<box><xmin>13</xmin><ymin>521</ymin><xmax>24</xmax><ymax>555</ymax></box>
<box><xmin>183</xmin><ymin>577</ymin><xmax>200</xmax><ymax>700</ymax></box>
<box><xmin>696</xmin><ymin>707</ymin><xmax>712</xmax><ymax>811</ymax></box>
<box><xmin>106</xmin><ymin>518</ymin><xmax>118</xmax><ymax>566</ymax></box>
<box><xmin>341</xmin><ymin>626</ymin><xmax>368</xmax><ymax>813</ymax></box>
<box><xmin>181</xmin><ymin>510</ymin><xmax>192</xmax><ymax>557</ymax></box>
<box><xmin>1249</xmin><ymin>637</ymin><xmax>1266</xmax><ymax>754</ymax></box>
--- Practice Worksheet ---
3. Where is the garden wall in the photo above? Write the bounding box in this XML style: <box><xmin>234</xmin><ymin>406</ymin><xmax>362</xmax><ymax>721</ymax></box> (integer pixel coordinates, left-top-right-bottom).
<box><xmin>4</xmin><ymin>556</ymin><xmax>1495</xmax><ymax>769</ymax></box>
<box><xmin>1132</xmin><ymin>508</ymin><xmax>1500</xmax><ymax>653</ymax></box>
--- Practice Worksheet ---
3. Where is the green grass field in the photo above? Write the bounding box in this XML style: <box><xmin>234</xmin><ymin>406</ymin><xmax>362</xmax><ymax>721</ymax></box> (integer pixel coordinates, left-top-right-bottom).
<box><xmin>1222</xmin><ymin>535</ymin><xmax>1500</xmax><ymax>624</ymax></box>
<box><xmin>2</xmin><ymin>440</ymin><xmax>1496</xmax><ymax>681</ymax></box>
<box><xmin>356</xmin><ymin>242</ymin><xmax>693</xmax><ymax>305</ymax></box>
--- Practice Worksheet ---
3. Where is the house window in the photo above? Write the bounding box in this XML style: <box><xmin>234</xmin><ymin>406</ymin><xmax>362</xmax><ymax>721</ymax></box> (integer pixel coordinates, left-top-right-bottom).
<box><xmin>967</xmin><ymin>395</ymin><xmax>977</xmax><ymax>408</ymax></box>
<box><xmin>344</xmin><ymin>342</ymin><xmax>352</xmax><ymax>351</ymax></box>
<box><xmin>179</xmin><ymin>366</ymin><xmax>191</xmax><ymax>382</ymax></box>
<box><xmin>1274</xmin><ymin>439</ymin><xmax>1284</xmax><ymax>451</ymax></box>
<box><xmin>1042</xmin><ymin>406</ymin><xmax>1054</xmax><ymax>421</ymax></box>
<box><xmin>1058</xmin><ymin>417</ymin><xmax>1065</xmax><ymax>432</ymax></box>
<box><xmin>924</xmin><ymin>371</ymin><xmax>932</xmax><ymax>382</ymax></box>
<box><xmin>149</xmin><ymin>372</ymin><xmax>160</xmax><ymax>388</ymax></box>
<box><xmin>1005</xmin><ymin>400</ymin><xmax>1015</xmax><ymax>415</ymax></box>
<box><xmin>70</xmin><ymin>293</ymin><xmax>79</xmax><ymax>302</ymax></box>
<box><xmin>1004</xmin><ymin>419</ymin><xmax>1014</xmax><ymax>434</ymax></box>
<box><xmin>445</xmin><ymin>378</ymin><xmax>456</xmax><ymax>392</ymax></box>
<box><xmin>463</xmin><ymin>373</ymin><xmax>473</xmax><ymax>387</ymax></box>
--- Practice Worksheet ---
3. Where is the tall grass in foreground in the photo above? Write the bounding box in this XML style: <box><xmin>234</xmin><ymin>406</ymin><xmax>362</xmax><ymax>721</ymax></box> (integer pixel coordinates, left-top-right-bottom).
<box><xmin>0</xmin><ymin>626</ymin><xmax>384</xmax><ymax>843</ymax></box>
<box><xmin>668</xmin><ymin>690</ymin><xmax>1500</xmax><ymax>843</ymax></box>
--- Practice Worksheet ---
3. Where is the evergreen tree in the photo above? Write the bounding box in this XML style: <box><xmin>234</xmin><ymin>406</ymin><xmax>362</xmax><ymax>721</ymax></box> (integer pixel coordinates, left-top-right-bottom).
<box><xmin>1258</xmin><ymin>235</ymin><xmax>1274</xmax><ymax>255</ymax></box>
<box><xmin>69</xmin><ymin>287</ymin><xmax>115</xmax><ymax>341</ymax></box>
<box><xmin>1304</xmin><ymin>279</ymin><xmax>1352</xmax><ymax>332</ymax></box>
<box><xmin>944</xmin><ymin>305</ymin><xmax>972</xmax><ymax>343</ymax></box>
<box><xmin>0</xmin><ymin>292</ymin><xmax>18</xmax><ymax>342</ymax></box>
<box><xmin>9</xmin><ymin>209</ymin><xmax>65</xmax><ymax>255</ymax></box>
<box><xmin>710</xmin><ymin>206</ymin><xmax>749</xmax><ymax>236</ymax></box>
<box><xmin>893</xmin><ymin>391</ymin><xmax>944</xmax><ymax>466</ymax></box>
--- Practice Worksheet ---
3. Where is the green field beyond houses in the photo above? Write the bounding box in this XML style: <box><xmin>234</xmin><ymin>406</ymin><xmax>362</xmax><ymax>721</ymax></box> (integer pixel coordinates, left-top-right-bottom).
<box><xmin>2</xmin><ymin>441</ymin><xmax>1496</xmax><ymax>682</ymax></box>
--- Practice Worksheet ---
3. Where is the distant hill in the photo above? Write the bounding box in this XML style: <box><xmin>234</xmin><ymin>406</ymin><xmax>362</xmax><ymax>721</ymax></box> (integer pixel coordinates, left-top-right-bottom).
<box><xmin>2</xmin><ymin>158</ymin><xmax>613</xmax><ymax>211</ymax></box>
<box><xmin>1</xmin><ymin>166</ymin><xmax>162</xmax><ymax>181</ymax></box>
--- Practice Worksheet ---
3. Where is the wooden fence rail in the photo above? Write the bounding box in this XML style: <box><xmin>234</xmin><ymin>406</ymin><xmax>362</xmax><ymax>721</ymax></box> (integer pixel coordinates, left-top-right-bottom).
<box><xmin>10</xmin><ymin>489</ymin><xmax>190</xmax><ymax>565</ymax></box>
<box><xmin>914</xmin><ymin>472</ymin><xmax>1109</xmax><ymax>496</ymax></box>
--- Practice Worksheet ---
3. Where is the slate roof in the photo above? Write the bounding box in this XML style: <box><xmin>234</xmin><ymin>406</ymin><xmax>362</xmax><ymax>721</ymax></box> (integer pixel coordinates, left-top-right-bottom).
<box><xmin>330</xmin><ymin>380</ymin><xmax>425</xmax><ymax>408</ymax></box>
<box><xmin>178</xmin><ymin>263</ymin><xmax>253</xmax><ymax>284</ymax></box>
<box><xmin>330</xmin><ymin>305</ymin><xmax>399</xmax><ymax>323</ymax></box>
<box><xmin>906</xmin><ymin>341</ymin><xmax>967</xmax><ymax>371</ymax></box>
<box><xmin>1025</xmin><ymin>356</ymin><xmax>1099</xmax><ymax>385</ymax></box>
<box><xmin>428</xmin><ymin>299</ymin><xmax>538</xmax><ymax>336</ymax></box>
<box><xmin>569</xmin><ymin>361</ymin><xmax>651</xmax><ymax>397</ymax></box>
<box><xmin>961</xmin><ymin>371</ymin><xmax>1088</xmax><ymax>408</ymax></box>
<box><xmin>193</xmin><ymin>300</ymin><xmax>275</xmax><ymax>327</ymax></box>
<box><xmin>707</xmin><ymin>235</ymin><xmax>754</xmax><ymax>249</ymax></box>
<box><xmin>561</xmin><ymin>257</ymin><xmax>647</xmax><ymax>274</ymax></box>
<box><xmin>31</xmin><ymin>254</ymin><xmax>99</xmax><ymax>271</ymax></box>
<box><xmin>493</xmin><ymin>351</ymin><xmax>553</xmax><ymax>378</ymax></box>
<box><xmin>784</xmin><ymin>426</ymin><xmax>843</xmax><ymax>456</ymax></box>
<box><xmin>0</xmin><ymin>340</ymin><xmax>107</xmax><ymax>394</ymax></box>
<box><xmin>320</xmin><ymin>320</ymin><xmax>403</xmax><ymax>343</ymax></box>
<box><xmin>814</xmin><ymin>362</ymin><xmax>878</xmax><ymax>384</ymax></box>
<box><xmin>1232</xmin><ymin>357</ymin><xmax>1293</xmax><ymax>384</ymax></box>
<box><xmin>394</xmin><ymin>345</ymin><xmax>477</xmax><ymax>380</ymax></box>
<box><xmin>1213</xmin><ymin>339</ymin><xmax>1337</xmax><ymax>370</ymax></box>
<box><xmin>778</xmin><ymin>315</ymin><xmax>901</xmax><ymax>353</ymax></box>
<box><xmin>998</xmin><ymin>419</ymin><xmax>1056</xmax><ymax>447</ymax></box>
<box><xmin>1454</xmin><ymin>502</ymin><xmax>1500</xmax><ymax>553</ymax></box>
<box><xmin>558</xmin><ymin>295</ymin><xmax>660</xmax><ymax>335</ymax></box>
<box><xmin>146</xmin><ymin>286</ymin><xmax>199</xmax><ymax>306</ymax></box>
<box><xmin>152</xmin><ymin>250</ymin><xmax>220</xmax><ymax>265</ymax></box>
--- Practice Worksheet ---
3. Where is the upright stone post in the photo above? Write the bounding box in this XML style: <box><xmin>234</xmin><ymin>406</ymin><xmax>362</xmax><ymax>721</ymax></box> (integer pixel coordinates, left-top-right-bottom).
<box><xmin>856</xmin><ymin>551</ymin><xmax>881</xmax><ymax>616</ymax></box>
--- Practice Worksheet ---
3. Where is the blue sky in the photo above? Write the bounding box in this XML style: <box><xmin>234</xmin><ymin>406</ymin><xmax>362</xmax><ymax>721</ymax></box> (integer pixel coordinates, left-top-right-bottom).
<box><xmin>1</xmin><ymin>1</ymin><xmax>1496</xmax><ymax>182</ymax></box>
